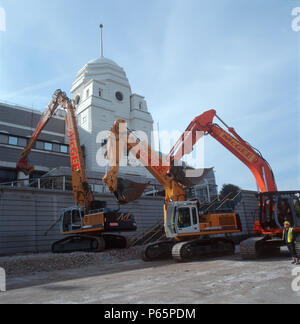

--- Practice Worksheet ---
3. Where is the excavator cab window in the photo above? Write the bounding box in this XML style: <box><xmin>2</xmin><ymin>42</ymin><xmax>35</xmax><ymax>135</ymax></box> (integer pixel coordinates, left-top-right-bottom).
<box><xmin>177</xmin><ymin>208</ymin><xmax>192</xmax><ymax>229</ymax></box>
<box><xmin>62</xmin><ymin>210</ymin><xmax>72</xmax><ymax>233</ymax></box>
<box><xmin>165</xmin><ymin>204</ymin><xmax>177</xmax><ymax>237</ymax></box>
<box><xmin>61</xmin><ymin>208</ymin><xmax>83</xmax><ymax>233</ymax></box>
<box><xmin>192</xmin><ymin>208</ymin><xmax>198</xmax><ymax>225</ymax></box>
<box><xmin>263</xmin><ymin>199</ymin><xmax>273</xmax><ymax>226</ymax></box>
<box><xmin>277</xmin><ymin>197</ymin><xmax>293</xmax><ymax>226</ymax></box>
<box><xmin>293</xmin><ymin>197</ymin><xmax>300</xmax><ymax>225</ymax></box>
<box><xmin>72</xmin><ymin>209</ymin><xmax>82</xmax><ymax>230</ymax></box>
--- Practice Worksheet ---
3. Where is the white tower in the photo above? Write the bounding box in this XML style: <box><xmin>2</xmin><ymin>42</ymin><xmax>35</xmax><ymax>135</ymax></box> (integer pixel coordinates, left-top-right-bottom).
<box><xmin>70</xmin><ymin>26</ymin><xmax>154</xmax><ymax>177</ymax></box>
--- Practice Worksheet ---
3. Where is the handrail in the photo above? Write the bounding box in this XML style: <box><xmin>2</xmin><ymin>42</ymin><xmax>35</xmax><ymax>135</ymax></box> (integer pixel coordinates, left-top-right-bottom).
<box><xmin>216</xmin><ymin>190</ymin><xmax>242</xmax><ymax>210</ymax></box>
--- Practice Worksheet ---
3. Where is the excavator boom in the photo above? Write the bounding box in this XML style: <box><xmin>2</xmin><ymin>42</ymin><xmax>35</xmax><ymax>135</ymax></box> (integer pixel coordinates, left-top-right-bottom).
<box><xmin>17</xmin><ymin>90</ymin><xmax>93</xmax><ymax>209</ymax></box>
<box><xmin>168</xmin><ymin>110</ymin><xmax>278</xmax><ymax>193</ymax></box>
<box><xmin>17</xmin><ymin>91</ymin><xmax>60</xmax><ymax>175</ymax></box>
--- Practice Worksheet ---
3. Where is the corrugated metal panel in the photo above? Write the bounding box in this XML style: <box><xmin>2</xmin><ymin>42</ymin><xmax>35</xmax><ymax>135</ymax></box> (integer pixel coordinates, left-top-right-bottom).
<box><xmin>0</xmin><ymin>186</ymin><xmax>164</xmax><ymax>255</ymax></box>
<box><xmin>234</xmin><ymin>191</ymin><xmax>259</xmax><ymax>236</ymax></box>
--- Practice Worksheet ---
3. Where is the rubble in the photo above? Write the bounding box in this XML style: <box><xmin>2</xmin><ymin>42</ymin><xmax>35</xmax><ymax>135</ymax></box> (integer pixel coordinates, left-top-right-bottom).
<box><xmin>0</xmin><ymin>247</ymin><xmax>144</xmax><ymax>277</ymax></box>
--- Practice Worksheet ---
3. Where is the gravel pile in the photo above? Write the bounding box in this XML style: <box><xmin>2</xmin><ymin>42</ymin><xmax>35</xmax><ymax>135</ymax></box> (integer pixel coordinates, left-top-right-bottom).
<box><xmin>0</xmin><ymin>246</ymin><xmax>145</xmax><ymax>277</ymax></box>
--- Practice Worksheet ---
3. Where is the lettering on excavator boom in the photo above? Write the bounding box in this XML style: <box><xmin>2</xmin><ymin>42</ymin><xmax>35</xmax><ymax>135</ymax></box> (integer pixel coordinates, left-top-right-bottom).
<box><xmin>214</xmin><ymin>128</ymin><xmax>256</xmax><ymax>163</ymax></box>
<box><xmin>68</xmin><ymin>130</ymin><xmax>80</xmax><ymax>172</ymax></box>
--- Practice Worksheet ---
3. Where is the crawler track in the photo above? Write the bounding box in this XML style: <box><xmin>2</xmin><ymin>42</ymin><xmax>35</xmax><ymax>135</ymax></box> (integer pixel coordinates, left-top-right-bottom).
<box><xmin>172</xmin><ymin>238</ymin><xmax>235</xmax><ymax>262</ymax></box>
<box><xmin>296</xmin><ymin>243</ymin><xmax>300</xmax><ymax>259</ymax></box>
<box><xmin>240</xmin><ymin>237</ymin><xmax>284</xmax><ymax>260</ymax></box>
<box><xmin>141</xmin><ymin>240</ymin><xmax>176</xmax><ymax>262</ymax></box>
<box><xmin>52</xmin><ymin>234</ymin><xmax>129</xmax><ymax>253</ymax></box>
<box><xmin>141</xmin><ymin>238</ymin><xmax>235</xmax><ymax>262</ymax></box>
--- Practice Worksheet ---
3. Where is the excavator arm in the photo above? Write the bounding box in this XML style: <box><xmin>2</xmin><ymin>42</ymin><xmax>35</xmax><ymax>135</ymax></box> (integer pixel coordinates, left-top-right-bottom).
<box><xmin>103</xmin><ymin>120</ymin><xmax>186</xmax><ymax>204</ymax></box>
<box><xmin>17</xmin><ymin>90</ymin><xmax>94</xmax><ymax>210</ymax></box>
<box><xmin>168</xmin><ymin>110</ymin><xmax>278</xmax><ymax>193</ymax></box>
<box><xmin>17</xmin><ymin>91</ymin><xmax>60</xmax><ymax>175</ymax></box>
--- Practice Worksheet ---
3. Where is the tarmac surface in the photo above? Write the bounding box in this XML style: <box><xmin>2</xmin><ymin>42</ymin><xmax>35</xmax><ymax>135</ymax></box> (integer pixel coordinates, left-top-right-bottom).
<box><xmin>0</xmin><ymin>248</ymin><xmax>300</xmax><ymax>304</ymax></box>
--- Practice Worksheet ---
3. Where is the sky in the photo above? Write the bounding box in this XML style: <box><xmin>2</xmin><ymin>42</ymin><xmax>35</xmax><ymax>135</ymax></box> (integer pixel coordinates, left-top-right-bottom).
<box><xmin>0</xmin><ymin>0</ymin><xmax>299</xmax><ymax>191</ymax></box>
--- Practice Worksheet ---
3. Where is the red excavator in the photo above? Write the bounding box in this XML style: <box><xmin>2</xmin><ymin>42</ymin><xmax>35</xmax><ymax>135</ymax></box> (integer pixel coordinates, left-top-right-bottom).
<box><xmin>17</xmin><ymin>90</ymin><xmax>137</xmax><ymax>253</ymax></box>
<box><xmin>167</xmin><ymin>109</ymin><xmax>300</xmax><ymax>259</ymax></box>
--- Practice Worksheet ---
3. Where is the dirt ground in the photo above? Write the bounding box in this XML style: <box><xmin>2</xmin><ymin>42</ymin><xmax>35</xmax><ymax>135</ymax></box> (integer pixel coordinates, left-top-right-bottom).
<box><xmin>0</xmin><ymin>247</ymin><xmax>299</xmax><ymax>304</ymax></box>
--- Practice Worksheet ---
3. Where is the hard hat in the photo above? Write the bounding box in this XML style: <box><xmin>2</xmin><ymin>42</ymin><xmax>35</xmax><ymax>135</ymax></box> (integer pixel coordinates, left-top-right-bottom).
<box><xmin>284</xmin><ymin>221</ymin><xmax>291</xmax><ymax>226</ymax></box>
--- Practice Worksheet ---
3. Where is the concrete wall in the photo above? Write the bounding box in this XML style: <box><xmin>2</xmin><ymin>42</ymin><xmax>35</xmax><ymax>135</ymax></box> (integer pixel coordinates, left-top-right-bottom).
<box><xmin>0</xmin><ymin>186</ymin><xmax>164</xmax><ymax>256</ymax></box>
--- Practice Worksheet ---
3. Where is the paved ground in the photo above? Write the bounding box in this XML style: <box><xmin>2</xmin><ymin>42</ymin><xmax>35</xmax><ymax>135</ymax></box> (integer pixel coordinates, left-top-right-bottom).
<box><xmin>0</xmin><ymin>249</ymin><xmax>300</xmax><ymax>304</ymax></box>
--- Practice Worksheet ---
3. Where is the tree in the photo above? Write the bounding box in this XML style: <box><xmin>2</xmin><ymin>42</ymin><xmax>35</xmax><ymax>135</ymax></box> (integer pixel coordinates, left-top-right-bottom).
<box><xmin>220</xmin><ymin>184</ymin><xmax>241</xmax><ymax>199</ymax></box>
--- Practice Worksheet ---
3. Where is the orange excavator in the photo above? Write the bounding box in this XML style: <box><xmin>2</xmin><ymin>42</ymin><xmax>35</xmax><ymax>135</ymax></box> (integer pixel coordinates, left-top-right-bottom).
<box><xmin>17</xmin><ymin>90</ymin><xmax>137</xmax><ymax>253</ymax></box>
<box><xmin>103</xmin><ymin>119</ymin><xmax>242</xmax><ymax>262</ymax></box>
<box><xmin>103</xmin><ymin>110</ymin><xmax>300</xmax><ymax>261</ymax></box>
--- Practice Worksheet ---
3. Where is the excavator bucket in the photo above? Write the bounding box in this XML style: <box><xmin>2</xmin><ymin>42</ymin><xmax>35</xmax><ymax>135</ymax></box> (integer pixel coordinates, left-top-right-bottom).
<box><xmin>114</xmin><ymin>178</ymin><xmax>149</xmax><ymax>205</ymax></box>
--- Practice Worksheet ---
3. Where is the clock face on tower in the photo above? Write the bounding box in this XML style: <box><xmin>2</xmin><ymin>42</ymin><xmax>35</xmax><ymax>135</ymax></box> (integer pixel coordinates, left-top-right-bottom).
<box><xmin>115</xmin><ymin>91</ymin><xmax>124</xmax><ymax>102</ymax></box>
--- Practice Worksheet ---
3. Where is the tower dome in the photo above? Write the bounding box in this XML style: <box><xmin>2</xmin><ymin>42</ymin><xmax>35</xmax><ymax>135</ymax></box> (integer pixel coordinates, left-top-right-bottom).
<box><xmin>88</xmin><ymin>56</ymin><xmax>119</xmax><ymax>66</ymax></box>
<box><xmin>73</xmin><ymin>55</ymin><xmax>131</xmax><ymax>92</ymax></box>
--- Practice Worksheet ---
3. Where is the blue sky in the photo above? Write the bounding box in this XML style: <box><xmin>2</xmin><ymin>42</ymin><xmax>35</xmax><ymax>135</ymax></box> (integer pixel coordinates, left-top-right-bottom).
<box><xmin>0</xmin><ymin>0</ymin><xmax>299</xmax><ymax>191</ymax></box>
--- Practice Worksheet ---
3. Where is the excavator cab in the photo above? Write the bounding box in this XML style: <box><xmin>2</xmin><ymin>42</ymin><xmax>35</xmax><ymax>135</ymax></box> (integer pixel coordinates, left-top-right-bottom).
<box><xmin>165</xmin><ymin>201</ymin><xmax>241</xmax><ymax>239</ymax></box>
<box><xmin>165</xmin><ymin>201</ymin><xmax>200</xmax><ymax>238</ymax></box>
<box><xmin>60</xmin><ymin>207</ymin><xmax>86</xmax><ymax>234</ymax></box>
<box><xmin>260</xmin><ymin>191</ymin><xmax>300</xmax><ymax>230</ymax></box>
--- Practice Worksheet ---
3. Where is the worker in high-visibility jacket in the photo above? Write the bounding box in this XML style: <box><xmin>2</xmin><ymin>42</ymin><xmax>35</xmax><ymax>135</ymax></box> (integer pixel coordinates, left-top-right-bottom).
<box><xmin>282</xmin><ymin>221</ymin><xmax>299</xmax><ymax>265</ymax></box>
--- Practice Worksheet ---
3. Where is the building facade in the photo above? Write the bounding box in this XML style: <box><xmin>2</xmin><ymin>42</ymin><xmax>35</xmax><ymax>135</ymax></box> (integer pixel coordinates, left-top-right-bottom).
<box><xmin>186</xmin><ymin>168</ymin><xmax>218</xmax><ymax>203</ymax></box>
<box><xmin>71</xmin><ymin>56</ymin><xmax>154</xmax><ymax>177</ymax></box>
<box><xmin>0</xmin><ymin>102</ymin><xmax>69</xmax><ymax>184</ymax></box>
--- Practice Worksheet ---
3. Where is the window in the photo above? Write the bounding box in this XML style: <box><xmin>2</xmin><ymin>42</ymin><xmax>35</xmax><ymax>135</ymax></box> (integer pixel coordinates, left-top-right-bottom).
<box><xmin>139</xmin><ymin>103</ymin><xmax>143</xmax><ymax>110</ymax></box>
<box><xmin>44</xmin><ymin>143</ymin><xmax>53</xmax><ymax>151</ymax></box>
<box><xmin>86</xmin><ymin>89</ymin><xmax>90</xmax><ymax>98</ymax></box>
<box><xmin>35</xmin><ymin>141</ymin><xmax>44</xmax><ymax>150</ymax></box>
<box><xmin>115</xmin><ymin>91</ymin><xmax>124</xmax><ymax>102</ymax></box>
<box><xmin>192</xmin><ymin>208</ymin><xmax>198</xmax><ymax>225</ymax></box>
<box><xmin>0</xmin><ymin>169</ymin><xmax>17</xmax><ymax>183</ymax></box>
<box><xmin>60</xmin><ymin>145</ymin><xmax>68</xmax><ymax>154</ymax></box>
<box><xmin>72</xmin><ymin>209</ymin><xmax>82</xmax><ymax>227</ymax></box>
<box><xmin>8</xmin><ymin>136</ymin><xmax>18</xmax><ymax>146</ymax></box>
<box><xmin>177</xmin><ymin>208</ymin><xmax>192</xmax><ymax>229</ymax></box>
<box><xmin>18</xmin><ymin>138</ymin><xmax>28</xmax><ymax>147</ymax></box>
<box><xmin>93</xmin><ymin>185</ymin><xmax>103</xmax><ymax>193</ymax></box>
<box><xmin>82</xmin><ymin>116</ymin><xmax>87</xmax><ymax>124</ymax></box>
<box><xmin>63</xmin><ymin>210</ymin><xmax>72</xmax><ymax>233</ymax></box>
<box><xmin>99</xmin><ymin>89</ymin><xmax>103</xmax><ymax>97</ymax></box>
<box><xmin>294</xmin><ymin>198</ymin><xmax>300</xmax><ymax>219</ymax></box>
<box><xmin>0</xmin><ymin>134</ymin><xmax>8</xmax><ymax>145</ymax></box>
